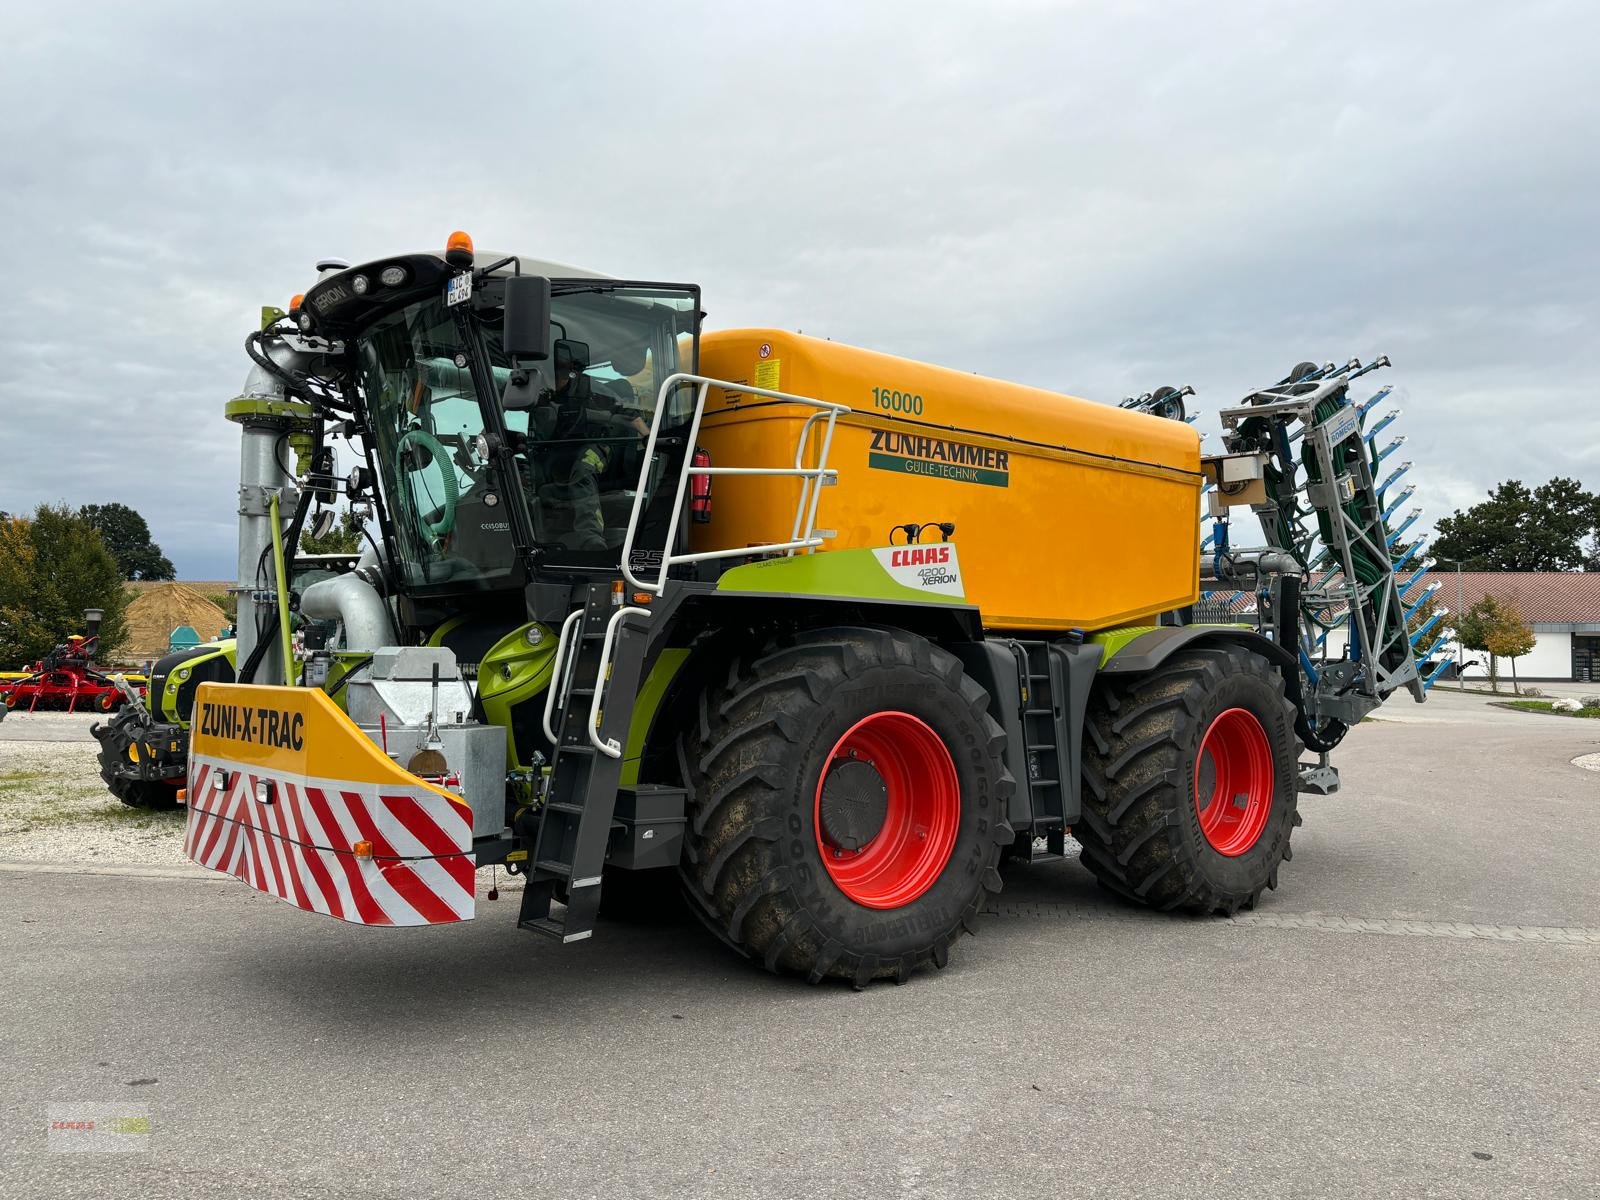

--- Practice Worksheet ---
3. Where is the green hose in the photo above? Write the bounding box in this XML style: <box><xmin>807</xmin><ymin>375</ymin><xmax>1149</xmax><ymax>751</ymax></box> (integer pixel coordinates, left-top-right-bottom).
<box><xmin>395</xmin><ymin>429</ymin><xmax>459</xmax><ymax>539</ymax></box>
<box><xmin>268</xmin><ymin>492</ymin><xmax>295</xmax><ymax>686</ymax></box>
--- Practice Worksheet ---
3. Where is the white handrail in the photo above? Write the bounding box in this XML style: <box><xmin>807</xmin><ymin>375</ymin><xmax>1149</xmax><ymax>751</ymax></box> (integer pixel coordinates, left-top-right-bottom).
<box><xmin>789</xmin><ymin>407</ymin><xmax>843</xmax><ymax>551</ymax></box>
<box><xmin>588</xmin><ymin>606</ymin><xmax>652</xmax><ymax>758</ymax></box>
<box><xmin>618</xmin><ymin>372</ymin><xmax>850</xmax><ymax>594</ymax></box>
<box><xmin>540</xmin><ymin>608</ymin><xmax>585</xmax><ymax>745</ymax></box>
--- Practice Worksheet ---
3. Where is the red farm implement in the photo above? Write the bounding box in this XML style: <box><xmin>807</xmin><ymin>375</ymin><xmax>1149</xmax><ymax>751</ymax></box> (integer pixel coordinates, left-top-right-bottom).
<box><xmin>0</xmin><ymin>619</ymin><xmax>145</xmax><ymax>715</ymax></box>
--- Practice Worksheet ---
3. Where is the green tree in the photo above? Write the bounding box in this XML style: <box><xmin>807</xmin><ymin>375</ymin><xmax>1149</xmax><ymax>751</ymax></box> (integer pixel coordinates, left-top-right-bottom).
<box><xmin>0</xmin><ymin>506</ymin><xmax>131</xmax><ymax>664</ymax></box>
<box><xmin>0</xmin><ymin>517</ymin><xmax>52</xmax><ymax>667</ymax></box>
<box><xmin>1432</xmin><ymin>477</ymin><xmax>1600</xmax><ymax>572</ymax></box>
<box><xmin>1455</xmin><ymin>595</ymin><xmax>1536</xmax><ymax>694</ymax></box>
<box><xmin>1484</xmin><ymin>603</ymin><xmax>1537</xmax><ymax>696</ymax></box>
<box><xmin>202</xmin><ymin>592</ymin><xmax>239</xmax><ymax>623</ymax></box>
<box><xmin>299</xmin><ymin>509</ymin><xmax>366</xmax><ymax>556</ymax></box>
<box><xmin>79</xmin><ymin>502</ymin><xmax>176</xmax><ymax>580</ymax></box>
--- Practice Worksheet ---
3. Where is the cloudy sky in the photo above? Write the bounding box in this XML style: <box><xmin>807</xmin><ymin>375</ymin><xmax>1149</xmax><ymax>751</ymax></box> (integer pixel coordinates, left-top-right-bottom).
<box><xmin>2</xmin><ymin>0</ymin><xmax>1595</xmax><ymax>578</ymax></box>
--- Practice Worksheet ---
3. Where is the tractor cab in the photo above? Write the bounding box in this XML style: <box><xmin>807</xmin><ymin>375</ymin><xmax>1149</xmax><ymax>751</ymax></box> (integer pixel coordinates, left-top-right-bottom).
<box><xmin>297</xmin><ymin>243</ymin><xmax>701</xmax><ymax>593</ymax></box>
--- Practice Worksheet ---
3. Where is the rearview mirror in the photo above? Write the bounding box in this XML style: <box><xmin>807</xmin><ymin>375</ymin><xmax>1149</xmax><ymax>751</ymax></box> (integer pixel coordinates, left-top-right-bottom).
<box><xmin>503</xmin><ymin>275</ymin><xmax>551</xmax><ymax>361</ymax></box>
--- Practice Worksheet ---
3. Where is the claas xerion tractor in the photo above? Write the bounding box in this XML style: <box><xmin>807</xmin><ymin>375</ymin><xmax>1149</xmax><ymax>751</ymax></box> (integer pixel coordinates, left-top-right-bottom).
<box><xmin>169</xmin><ymin>231</ymin><xmax>1425</xmax><ymax>984</ymax></box>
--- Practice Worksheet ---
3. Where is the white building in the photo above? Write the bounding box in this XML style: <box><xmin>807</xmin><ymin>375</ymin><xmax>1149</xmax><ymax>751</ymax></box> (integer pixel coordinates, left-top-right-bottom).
<box><xmin>1420</xmin><ymin>571</ymin><xmax>1600</xmax><ymax>683</ymax></box>
<box><xmin>1202</xmin><ymin>571</ymin><xmax>1600</xmax><ymax>682</ymax></box>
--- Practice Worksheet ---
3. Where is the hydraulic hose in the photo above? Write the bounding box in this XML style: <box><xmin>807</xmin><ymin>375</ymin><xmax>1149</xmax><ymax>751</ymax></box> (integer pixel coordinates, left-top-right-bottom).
<box><xmin>269</xmin><ymin>492</ymin><xmax>295</xmax><ymax>682</ymax></box>
<box><xmin>244</xmin><ymin>327</ymin><xmax>313</xmax><ymax>402</ymax></box>
<box><xmin>395</xmin><ymin>429</ymin><xmax>459</xmax><ymax>538</ymax></box>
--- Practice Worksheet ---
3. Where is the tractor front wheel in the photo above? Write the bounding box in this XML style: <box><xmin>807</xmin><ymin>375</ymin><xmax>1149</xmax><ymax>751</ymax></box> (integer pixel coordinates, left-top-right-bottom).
<box><xmin>1077</xmin><ymin>645</ymin><xmax>1302</xmax><ymax>914</ymax></box>
<box><xmin>93</xmin><ymin>705</ymin><xmax>181</xmax><ymax>811</ymax></box>
<box><xmin>681</xmin><ymin>627</ymin><xmax>1013</xmax><ymax>985</ymax></box>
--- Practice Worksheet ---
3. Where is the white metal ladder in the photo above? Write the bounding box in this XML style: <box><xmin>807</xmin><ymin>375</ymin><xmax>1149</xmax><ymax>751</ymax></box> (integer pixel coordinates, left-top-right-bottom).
<box><xmin>545</xmin><ymin>372</ymin><xmax>850</xmax><ymax>757</ymax></box>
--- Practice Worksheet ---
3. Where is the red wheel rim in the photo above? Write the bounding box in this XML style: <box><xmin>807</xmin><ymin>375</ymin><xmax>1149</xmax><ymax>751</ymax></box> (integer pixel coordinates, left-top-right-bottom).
<box><xmin>1194</xmin><ymin>707</ymin><xmax>1274</xmax><ymax>856</ymax></box>
<box><xmin>814</xmin><ymin>711</ymin><xmax>960</xmax><ymax>909</ymax></box>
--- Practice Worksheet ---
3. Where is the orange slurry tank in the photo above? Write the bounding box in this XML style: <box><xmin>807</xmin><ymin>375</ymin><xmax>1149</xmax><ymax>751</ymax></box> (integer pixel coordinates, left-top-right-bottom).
<box><xmin>688</xmin><ymin>330</ymin><xmax>1203</xmax><ymax>632</ymax></box>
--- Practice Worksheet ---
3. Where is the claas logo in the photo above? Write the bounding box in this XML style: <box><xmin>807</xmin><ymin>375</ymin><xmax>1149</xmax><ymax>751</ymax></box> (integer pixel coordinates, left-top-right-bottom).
<box><xmin>888</xmin><ymin>546</ymin><xmax>951</xmax><ymax>567</ymax></box>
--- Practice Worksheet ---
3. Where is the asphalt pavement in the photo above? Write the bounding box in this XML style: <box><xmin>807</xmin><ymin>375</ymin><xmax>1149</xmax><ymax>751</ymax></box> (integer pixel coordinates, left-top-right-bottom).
<box><xmin>2</xmin><ymin>688</ymin><xmax>1597</xmax><ymax>1199</ymax></box>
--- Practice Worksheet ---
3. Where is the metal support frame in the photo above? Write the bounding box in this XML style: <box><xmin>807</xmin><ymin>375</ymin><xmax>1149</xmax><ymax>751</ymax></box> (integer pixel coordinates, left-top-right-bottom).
<box><xmin>1210</xmin><ymin>354</ymin><xmax>1427</xmax><ymax>734</ymax></box>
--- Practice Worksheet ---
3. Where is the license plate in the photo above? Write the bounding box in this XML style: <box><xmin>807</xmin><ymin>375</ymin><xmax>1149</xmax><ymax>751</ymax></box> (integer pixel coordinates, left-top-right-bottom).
<box><xmin>445</xmin><ymin>272</ymin><xmax>472</xmax><ymax>307</ymax></box>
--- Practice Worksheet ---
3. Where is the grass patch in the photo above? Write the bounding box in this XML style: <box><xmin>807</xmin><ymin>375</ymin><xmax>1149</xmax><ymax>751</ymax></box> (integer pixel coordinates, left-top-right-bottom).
<box><xmin>1494</xmin><ymin>700</ymin><xmax>1600</xmax><ymax>719</ymax></box>
<box><xmin>0</xmin><ymin>769</ymin><xmax>51</xmax><ymax>793</ymax></box>
<box><xmin>0</xmin><ymin>795</ymin><xmax>182</xmax><ymax>833</ymax></box>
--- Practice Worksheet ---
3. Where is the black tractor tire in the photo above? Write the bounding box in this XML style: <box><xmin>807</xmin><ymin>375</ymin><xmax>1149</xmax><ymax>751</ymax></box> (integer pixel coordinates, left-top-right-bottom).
<box><xmin>1077</xmin><ymin>645</ymin><xmax>1301</xmax><ymax>915</ymax></box>
<box><xmin>93</xmin><ymin>707</ymin><xmax>181</xmax><ymax>811</ymax></box>
<box><xmin>680</xmin><ymin>626</ymin><xmax>1013</xmax><ymax>986</ymax></box>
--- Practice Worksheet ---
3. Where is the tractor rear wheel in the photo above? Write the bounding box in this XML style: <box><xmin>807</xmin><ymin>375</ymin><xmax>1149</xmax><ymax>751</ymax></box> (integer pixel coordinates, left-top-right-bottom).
<box><xmin>1077</xmin><ymin>645</ymin><xmax>1301</xmax><ymax>914</ymax></box>
<box><xmin>681</xmin><ymin>627</ymin><xmax>1013</xmax><ymax>985</ymax></box>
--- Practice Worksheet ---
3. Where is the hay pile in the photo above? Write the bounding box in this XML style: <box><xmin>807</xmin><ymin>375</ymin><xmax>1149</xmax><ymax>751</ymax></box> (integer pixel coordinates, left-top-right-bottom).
<box><xmin>120</xmin><ymin>584</ymin><xmax>229</xmax><ymax>664</ymax></box>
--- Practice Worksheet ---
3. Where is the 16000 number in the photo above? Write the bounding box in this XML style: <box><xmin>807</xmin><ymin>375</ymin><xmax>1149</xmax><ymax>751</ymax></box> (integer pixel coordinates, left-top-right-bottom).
<box><xmin>871</xmin><ymin>386</ymin><xmax>924</xmax><ymax>415</ymax></box>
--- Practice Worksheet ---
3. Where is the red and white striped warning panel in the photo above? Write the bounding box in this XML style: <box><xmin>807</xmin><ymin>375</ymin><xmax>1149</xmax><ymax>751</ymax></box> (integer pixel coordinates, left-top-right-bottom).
<box><xmin>181</xmin><ymin>683</ymin><xmax>480</xmax><ymax>927</ymax></box>
<box><xmin>185</xmin><ymin>756</ymin><xmax>475</xmax><ymax>926</ymax></box>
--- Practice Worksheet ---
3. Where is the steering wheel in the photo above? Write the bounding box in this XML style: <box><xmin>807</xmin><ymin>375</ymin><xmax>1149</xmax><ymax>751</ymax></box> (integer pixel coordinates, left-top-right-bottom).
<box><xmin>395</xmin><ymin>429</ymin><xmax>459</xmax><ymax>540</ymax></box>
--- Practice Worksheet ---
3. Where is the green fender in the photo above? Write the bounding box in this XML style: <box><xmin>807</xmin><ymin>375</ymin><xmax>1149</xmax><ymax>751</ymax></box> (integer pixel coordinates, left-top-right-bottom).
<box><xmin>475</xmin><ymin>622</ymin><xmax>690</xmax><ymax>786</ymax></box>
<box><xmin>1092</xmin><ymin>624</ymin><xmax>1286</xmax><ymax>676</ymax></box>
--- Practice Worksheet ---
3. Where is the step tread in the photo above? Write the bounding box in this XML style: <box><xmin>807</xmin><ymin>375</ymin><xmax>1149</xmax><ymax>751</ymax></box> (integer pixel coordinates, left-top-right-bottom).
<box><xmin>518</xmin><ymin>915</ymin><xmax>592</xmax><ymax>943</ymax></box>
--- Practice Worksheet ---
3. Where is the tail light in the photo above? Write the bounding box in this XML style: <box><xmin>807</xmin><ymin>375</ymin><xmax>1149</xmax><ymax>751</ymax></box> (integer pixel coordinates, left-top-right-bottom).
<box><xmin>690</xmin><ymin>448</ymin><xmax>712</xmax><ymax>523</ymax></box>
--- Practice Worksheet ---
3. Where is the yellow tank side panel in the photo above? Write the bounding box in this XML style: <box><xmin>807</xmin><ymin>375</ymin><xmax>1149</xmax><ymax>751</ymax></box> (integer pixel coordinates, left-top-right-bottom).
<box><xmin>688</xmin><ymin>330</ymin><xmax>1202</xmax><ymax>631</ymax></box>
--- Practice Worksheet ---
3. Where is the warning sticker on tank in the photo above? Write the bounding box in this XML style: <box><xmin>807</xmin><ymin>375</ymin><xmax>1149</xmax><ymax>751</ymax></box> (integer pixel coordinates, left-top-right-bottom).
<box><xmin>867</xmin><ymin>431</ymin><xmax>1009</xmax><ymax>487</ymax></box>
<box><xmin>753</xmin><ymin>359</ymin><xmax>781</xmax><ymax>391</ymax></box>
<box><xmin>872</xmin><ymin>544</ymin><xmax>964</xmax><ymax>597</ymax></box>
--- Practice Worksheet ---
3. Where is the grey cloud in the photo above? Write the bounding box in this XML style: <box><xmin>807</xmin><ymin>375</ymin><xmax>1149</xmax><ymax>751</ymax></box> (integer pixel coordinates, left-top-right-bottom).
<box><xmin>1</xmin><ymin>0</ymin><xmax>1595</xmax><ymax>575</ymax></box>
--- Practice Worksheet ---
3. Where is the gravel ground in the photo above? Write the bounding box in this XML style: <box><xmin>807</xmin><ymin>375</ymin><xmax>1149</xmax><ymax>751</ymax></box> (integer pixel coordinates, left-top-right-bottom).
<box><xmin>0</xmin><ymin>712</ymin><xmax>189</xmax><ymax>865</ymax></box>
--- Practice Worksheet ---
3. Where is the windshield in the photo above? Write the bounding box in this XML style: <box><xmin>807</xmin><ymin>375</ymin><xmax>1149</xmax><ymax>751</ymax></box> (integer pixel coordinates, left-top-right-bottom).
<box><xmin>357</xmin><ymin>282</ymin><xmax>698</xmax><ymax>590</ymax></box>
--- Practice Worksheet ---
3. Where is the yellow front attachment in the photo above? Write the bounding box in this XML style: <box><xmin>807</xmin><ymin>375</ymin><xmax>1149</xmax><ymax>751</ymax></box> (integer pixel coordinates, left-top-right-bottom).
<box><xmin>691</xmin><ymin>330</ymin><xmax>1203</xmax><ymax>631</ymax></box>
<box><xmin>184</xmin><ymin>683</ymin><xmax>477</xmax><ymax>926</ymax></box>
